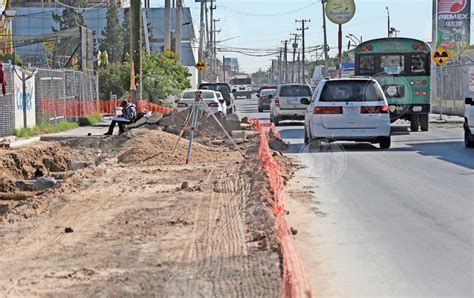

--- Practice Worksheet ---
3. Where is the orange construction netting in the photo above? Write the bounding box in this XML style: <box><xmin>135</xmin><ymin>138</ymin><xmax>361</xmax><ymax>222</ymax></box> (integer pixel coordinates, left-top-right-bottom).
<box><xmin>39</xmin><ymin>98</ymin><xmax>174</xmax><ymax>118</ymax></box>
<box><xmin>250</xmin><ymin>119</ymin><xmax>313</xmax><ymax>298</ymax></box>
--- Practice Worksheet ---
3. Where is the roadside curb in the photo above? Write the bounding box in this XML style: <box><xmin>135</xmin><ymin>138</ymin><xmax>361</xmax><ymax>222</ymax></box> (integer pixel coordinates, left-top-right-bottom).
<box><xmin>250</xmin><ymin>119</ymin><xmax>312</xmax><ymax>298</ymax></box>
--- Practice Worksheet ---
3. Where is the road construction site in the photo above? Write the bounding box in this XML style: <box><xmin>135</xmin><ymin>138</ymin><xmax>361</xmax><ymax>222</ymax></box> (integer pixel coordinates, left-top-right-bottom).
<box><xmin>0</xmin><ymin>109</ymin><xmax>304</xmax><ymax>296</ymax></box>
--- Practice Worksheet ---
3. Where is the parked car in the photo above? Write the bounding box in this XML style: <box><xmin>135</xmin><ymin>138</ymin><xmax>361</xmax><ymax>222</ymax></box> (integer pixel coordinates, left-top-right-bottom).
<box><xmin>270</xmin><ymin>83</ymin><xmax>313</xmax><ymax>126</ymax></box>
<box><xmin>256</xmin><ymin>88</ymin><xmax>276</xmax><ymax>112</ymax></box>
<box><xmin>198</xmin><ymin>83</ymin><xmax>235</xmax><ymax>114</ymax></box>
<box><xmin>177</xmin><ymin>90</ymin><xmax>223</xmax><ymax>114</ymax></box>
<box><xmin>258</xmin><ymin>85</ymin><xmax>278</xmax><ymax>94</ymax></box>
<box><xmin>464</xmin><ymin>97</ymin><xmax>474</xmax><ymax>148</ymax></box>
<box><xmin>215</xmin><ymin>91</ymin><xmax>227</xmax><ymax>115</ymax></box>
<box><xmin>302</xmin><ymin>78</ymin><xmax>391</xmax><ymax>149</ymax></box>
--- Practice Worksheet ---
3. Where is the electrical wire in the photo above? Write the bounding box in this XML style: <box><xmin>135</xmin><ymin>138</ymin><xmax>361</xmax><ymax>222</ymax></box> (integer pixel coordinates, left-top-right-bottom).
<box><xmin>55</xmin><ymin>0</ymin><xmax>107</xmax><ymax>10</ymax></box>
<box><xmin>220</xmin><ymin>2</ymin><xmax>317</xmax><ymax>17</ymax></box>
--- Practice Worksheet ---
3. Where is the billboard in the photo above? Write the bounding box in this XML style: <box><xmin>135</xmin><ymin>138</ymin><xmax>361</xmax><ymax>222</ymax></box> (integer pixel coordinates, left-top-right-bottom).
<box><xmin>436</xmin><ymin>0</ymin><xmax>471</xmax><ymax>57</ymax></box>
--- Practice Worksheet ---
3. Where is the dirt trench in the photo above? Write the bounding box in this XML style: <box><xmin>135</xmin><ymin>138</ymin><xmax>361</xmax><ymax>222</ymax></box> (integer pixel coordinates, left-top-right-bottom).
<box><xmin>0</xmin><ymin>129</ymin><xmax>284</xmax><ymax>296</ymax></box>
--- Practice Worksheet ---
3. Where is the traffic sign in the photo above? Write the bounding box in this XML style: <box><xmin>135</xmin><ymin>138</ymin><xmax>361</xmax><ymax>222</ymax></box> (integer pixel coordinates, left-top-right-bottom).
<box><xmin>432</xmin><ymin>47</ymin><xmax>450</xmax><ymax>67</ymax></box>
<box><xmin>196</xmin><ymin>60</ymin><xmax>207</xmax><ymax>72</ymax></box>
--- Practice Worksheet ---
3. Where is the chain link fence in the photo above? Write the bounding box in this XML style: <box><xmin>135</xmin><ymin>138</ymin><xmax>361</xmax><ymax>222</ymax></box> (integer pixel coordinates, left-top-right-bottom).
<box><xmin>0</xmin><ymin>64</ymin><xmax>98</xmax><ymax>137</ymax></box>
<box><xmin>432</xmin><ymin>49</ymin><xmax>473</xmax><ymax>117</ymax></box>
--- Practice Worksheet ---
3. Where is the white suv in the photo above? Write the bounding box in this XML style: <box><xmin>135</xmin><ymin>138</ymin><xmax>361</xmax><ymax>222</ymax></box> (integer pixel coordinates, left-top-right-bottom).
<box><xmin>270</xmin><ymin>83</ymin><xmax>313</xmax><ymax>126</ymax></box>
<box><xmin>464</xmin><ymin>97</ymin><xmax>474</xmax><ymax>148</ymax></box>
<box><xmin>302</xmin><ymin>78</ymin><xmax>391</xmax><ymax>149</ymax></box>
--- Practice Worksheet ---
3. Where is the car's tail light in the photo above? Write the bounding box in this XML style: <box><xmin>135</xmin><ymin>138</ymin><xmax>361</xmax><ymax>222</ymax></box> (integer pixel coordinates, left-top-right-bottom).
<box><xmin>314</xmin><ymin>106</ymin><xmax>343</xmax><ymax>114</ymax></box>
<box><xmin>416</xmin><ymin>91</ymin><xmax>421</xmax><ymax>95</ymax></box>
<box><xmin>208</xmin><ymin>102</ymin><xmax>220</xmax><ymax>107</ymax></box>
<box><xmin>416</xmin><ymin>80</ymin><xmax>421</xmax><ymax>85</ymax></box>
<box><xmin>274</xmin><ymin>97</ymin><xmax>280</xmax><ymax>107</ymax></box>
<box><xmin>177</xmin><ymin>102</ymin><xmax>188</xmax><ymax>108</ymax></box>
<box><xmin>422</xmin><ymin>91</ymin><xmax>427</xmax><ymax>96</ymax></box>
<box><xmin>422</xmin><ymin>80</ymin><xmax>427</xmax><ymax>85</ymax></box>
<box><xmin>361</xmin><ymin>106</ymin><xmax>389</xmax><ymax>114</ymax></box>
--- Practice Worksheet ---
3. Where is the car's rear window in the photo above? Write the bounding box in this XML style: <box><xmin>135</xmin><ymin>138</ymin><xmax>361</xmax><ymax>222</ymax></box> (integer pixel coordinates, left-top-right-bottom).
<box><xmin>200</xmin><ymin>84</ymin><xmax>230</xmax><ymax>94</ymax></box>
<box><xmin>261</xmin><ymin>89</ymin><xmax>276</xmax><ymax>96</ymax></box>
<box><xmin>319</xmin><ymin>81</ymin><xmax>384</xmax><ymax>102</ymax></box>
<box><xmin>182</xmin><ymin>91</ymin><xmax>215</xmax><ymax>99</ymax></box>
<box><xmin>279</xmin><ymin>85</ymin><xmax>312</xmax><ymax>97</ymax></box>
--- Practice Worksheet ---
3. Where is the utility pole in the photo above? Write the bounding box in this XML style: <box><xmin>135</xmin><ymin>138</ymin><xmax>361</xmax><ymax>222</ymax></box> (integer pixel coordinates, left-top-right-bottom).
<box><xmin>296</xmin><ymin>19</ymin><xmax>310</xmax><ymax>84</ymax></box>
<box><xmin>164</xmin><ymin>0</ymin><xmax>171</xmax><ymax>51</ymax></box>
<box><xmin>386</xmin><ymin>7</ymin><xmax>391</xmax><ymax>37</ymax></box>
<box><xmin>175</xmin><ymin>0</ymin><xmax>183</xmax><ymax>64</ymax></box>
<box><xmin>278</xmin><ymin>48</ymin><xmax>283</xmax><ymax>84</ymax></box>
<box><xmin>212</xmin><ymin>19</ymin><xmax>220</xmax><ymax>82</ymax></box>
<box><xmin>130</xmin><ymin>0</ymin><xmax>141</xmax><ymax>98</ymax></box>
<box><xmin>297</xmin><ymin>51</ymin><xmax>301</xmax><ymax>83</ymax></box>
<box><xmin>281</xmin><ymin>40</ymin><xmax>288</xmax><ymax>83</ymax></box>
<box><xmin>290</xmin><ymin>33</ymin><xmax>300</xmax><ymax>83</ymax></box>
<box><xmin>198</xmin><ymin>0</ymin><xmax>206</xmax><ymax>85</ymax></box>
<box><xmin>209</xmin><ymin>0</ymin><xmax>215</xmax><ymax>79</ymax></box>
<box><xmin>321</xmin><ymin>0</ymin><xmax>329</xmax><ymax>71</ymax></box>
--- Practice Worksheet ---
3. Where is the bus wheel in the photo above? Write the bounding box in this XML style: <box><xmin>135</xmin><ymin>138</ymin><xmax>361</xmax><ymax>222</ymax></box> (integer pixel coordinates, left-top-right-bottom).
<box><xmin>410</xmin><ymin>115</ymin><xmax>420</xmax><ymax>132</ymax></box>
<box><xmin>420</xmin><ymin>114</ymin><xmax>429</xmax><ymax>131</ymax></box>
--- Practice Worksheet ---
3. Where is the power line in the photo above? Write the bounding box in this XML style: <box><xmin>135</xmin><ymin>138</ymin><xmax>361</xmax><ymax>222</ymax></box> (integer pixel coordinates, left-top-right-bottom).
<box><xmin>220</xmin><ymin>2</ymin><xmax>317</xmax><ymax>17</ymax></box>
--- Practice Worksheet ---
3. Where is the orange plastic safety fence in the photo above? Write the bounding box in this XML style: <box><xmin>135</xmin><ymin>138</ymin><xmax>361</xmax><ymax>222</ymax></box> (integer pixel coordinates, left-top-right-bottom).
<box><xmin>250</xmin><ymin>119</ymin><xmax>313</xmax><ymax>298</ymax></box>
<box><xmin>39</xmin><ymin>98</ymin><xmax>174</xmax><ymax>118</ymax></box>
<box><xmin>40</xmin><ymin>98</ymin><xmax>100</xmax><ymax>118</ymax></box>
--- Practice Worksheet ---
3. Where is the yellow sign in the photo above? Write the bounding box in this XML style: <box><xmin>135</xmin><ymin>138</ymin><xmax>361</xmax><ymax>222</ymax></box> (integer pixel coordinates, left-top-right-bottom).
<box><xmin>43</xmin><ymin>38</ymin><xmax>55</xmax><ymax>52</ymax></box>
<box><xmin>432</xmin><ymin>47</ymin><xmax>450</xmax><ymax>66</ymax></box>
<box><xmin>196</xmin><ymin>60</ymin><xmax>207</xmax><ymax>72</ymax></box>
<box><xmin>325</xmin><ymin>0</ymin><xmax>356</xmax><ymax>25</ymax></box>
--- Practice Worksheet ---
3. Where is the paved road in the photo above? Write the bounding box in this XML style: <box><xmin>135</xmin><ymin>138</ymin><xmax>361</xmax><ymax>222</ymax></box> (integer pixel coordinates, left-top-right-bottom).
<box><xmin>235</xmin><ymin>96</ymin><xmax>474</xmax><ymax>297</ymax></box>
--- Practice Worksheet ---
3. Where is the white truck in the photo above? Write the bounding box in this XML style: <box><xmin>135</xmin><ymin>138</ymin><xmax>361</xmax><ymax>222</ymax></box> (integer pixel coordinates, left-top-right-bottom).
<box><xmin>230</xmin><ymin>75</ymin><xmax>252</xmax><ymax>99</ymax></box>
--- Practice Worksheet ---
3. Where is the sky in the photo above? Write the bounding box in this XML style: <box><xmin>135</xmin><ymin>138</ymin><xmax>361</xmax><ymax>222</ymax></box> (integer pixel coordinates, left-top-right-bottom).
<box><xmin>150</xmin><ymin>0</ymin><xmax>474</xmax><ymax>73</ymax></box>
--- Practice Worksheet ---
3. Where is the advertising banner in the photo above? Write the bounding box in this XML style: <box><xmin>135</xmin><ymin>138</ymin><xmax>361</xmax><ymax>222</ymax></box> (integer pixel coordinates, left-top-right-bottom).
<box><xmin>436</xmin><ymin>0</ymin><xmax>471</xmax><ymax>58</ymax></box>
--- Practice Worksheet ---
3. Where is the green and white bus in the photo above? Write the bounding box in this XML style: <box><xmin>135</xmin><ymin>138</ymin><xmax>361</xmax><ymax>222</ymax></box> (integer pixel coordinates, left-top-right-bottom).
<box><xmin>354</xmin><ymin>38</ymin><xmax>431</xmax><ymax>131</ymax></box>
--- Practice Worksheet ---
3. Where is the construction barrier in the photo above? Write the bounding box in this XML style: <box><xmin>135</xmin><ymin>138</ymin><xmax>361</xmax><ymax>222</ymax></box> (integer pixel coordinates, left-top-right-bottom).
<box><xmin>39</xmin><ymin>98</ymin><xmax>174</xmax><ymax>119</ymax></box>
<box><xmin>250</xmin><ymin>119</ymin><xmax>313</xmax><ymax>298</ymax></box>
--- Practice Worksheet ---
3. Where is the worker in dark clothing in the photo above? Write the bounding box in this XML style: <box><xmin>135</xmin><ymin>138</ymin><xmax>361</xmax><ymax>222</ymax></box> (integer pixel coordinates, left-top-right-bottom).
<box><xmin>104</xmin><ymin>100</ymin><xmax>137</xmax><ymax>135</ymax></box>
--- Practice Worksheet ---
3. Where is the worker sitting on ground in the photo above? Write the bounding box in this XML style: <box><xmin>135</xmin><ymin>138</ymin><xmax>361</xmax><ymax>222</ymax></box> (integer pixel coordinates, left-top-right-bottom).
<box><xmin>104</xmin><ymin>100</ymin><xmax>137</xmax><ymax>135</ymax></box>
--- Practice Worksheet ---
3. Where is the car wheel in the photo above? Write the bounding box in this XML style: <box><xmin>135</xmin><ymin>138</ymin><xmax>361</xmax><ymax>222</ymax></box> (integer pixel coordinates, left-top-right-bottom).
<box><xmin>420</xmin><ymin>114</ymin><xmax>429</xmax><ymax>131</ymax></box>
<box><xmin>304</xmin><ymin>127</ymin><xmax>309</xmax><ymax>144</ymax></box>
<box><xmin>379</xmin><ymin>136</ymin><xmax>391</xmax><ymax>149</ymax></box>
<box><xmin>410</xmin><ymin>115</ymin><xmax>420</xmax><ymax>132</ymax></box>
<box><xmin>258</xmin><ymin>107</ymin><xmax>263</xmax><ymax>113</ymax></box>
<box><xmin>465</xmin><ymin>127</ymin><xmax>474</xmax><ymax>148</ymax></box>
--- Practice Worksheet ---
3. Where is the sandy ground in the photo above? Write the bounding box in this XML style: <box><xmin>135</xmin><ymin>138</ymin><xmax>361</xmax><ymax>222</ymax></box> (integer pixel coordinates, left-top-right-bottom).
<box><xmin>0</xmin><ymin>129</ymin><xmax>282</xmax><ymax>297</ymax></box>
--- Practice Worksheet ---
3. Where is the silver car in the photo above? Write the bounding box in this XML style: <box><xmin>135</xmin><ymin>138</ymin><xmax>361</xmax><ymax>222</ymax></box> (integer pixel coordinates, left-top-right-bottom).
<box><xmin>269</xmin><ymin>83</ymin><xmax>313</xmax><ymax>126</ymax></box>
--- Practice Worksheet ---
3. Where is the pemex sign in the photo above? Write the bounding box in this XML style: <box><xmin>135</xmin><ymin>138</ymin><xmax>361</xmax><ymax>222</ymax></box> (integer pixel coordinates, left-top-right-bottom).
<box><xmin>436</xmin><ymin>0</ymin><xmax>471</xmax><ymax>58</ymax></box>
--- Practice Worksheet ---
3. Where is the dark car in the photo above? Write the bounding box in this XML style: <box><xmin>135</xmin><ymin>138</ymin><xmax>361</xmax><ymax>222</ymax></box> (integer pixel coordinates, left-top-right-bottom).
<box><xmin>258</xmin><ymin>85</ymin><xmax>278</xmax><ymax>94</ymax></box>
<box><xmin>257</xmin><ymin>88</ymin><xmax>276</xmax><ymax>112</ymax></box>
<box><xmin>198</xmin><ymin>83</ymin><xmax>235</xmax><ymax>114</ymax></box>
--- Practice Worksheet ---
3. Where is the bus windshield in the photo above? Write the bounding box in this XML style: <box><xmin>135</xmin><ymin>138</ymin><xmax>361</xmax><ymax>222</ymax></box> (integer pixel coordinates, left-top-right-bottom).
<box><xmin>356</xmin><ymin>53</ymin><xmax>430</xmax><ymax>76</ymax></box>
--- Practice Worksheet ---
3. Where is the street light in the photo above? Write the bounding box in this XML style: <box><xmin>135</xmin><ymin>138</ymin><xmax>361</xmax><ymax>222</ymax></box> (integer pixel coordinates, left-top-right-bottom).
<box><xmin>386</xmin><ymin>6</ymin><xmax>391</xmax><ymax>37</ymax></box>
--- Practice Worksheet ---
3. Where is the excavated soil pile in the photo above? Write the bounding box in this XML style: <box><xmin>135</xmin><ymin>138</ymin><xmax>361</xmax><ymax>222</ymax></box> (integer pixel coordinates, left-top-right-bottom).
<box><xmin>117</xmin><ymin>129</ymin><xmax>239</xmax><ymax>166</ymax></box>
<box><xmin>0</xmin><ymin>143</ymin><xmax>70</xmax><ymax>193</ymax></box>
<box><xmin>0</xmin><ymin>127</ymin><xmax>284</xmax><ymax>296</ymax></box>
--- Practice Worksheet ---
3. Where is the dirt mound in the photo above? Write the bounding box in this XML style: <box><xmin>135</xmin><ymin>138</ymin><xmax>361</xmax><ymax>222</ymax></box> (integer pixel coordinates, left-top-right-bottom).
<box><xmin>0</xmin><ymin>144</ymin><xmax>70</xmax><ymax>192</ymax></box>
<box><xmin>117</xmin><ymin>130</ymin><xmax>238</xmax><ymax>166</ymax></box>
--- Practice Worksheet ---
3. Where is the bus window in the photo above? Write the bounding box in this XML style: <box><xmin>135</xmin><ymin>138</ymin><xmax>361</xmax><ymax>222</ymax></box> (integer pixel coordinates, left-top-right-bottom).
<box><xmin>410</xmin><ymin>54</ymin><xmax>427</xmax><ymax>74</ymax></box>
<box><xmin>359</xmin><ymin>55</ymin><xmax>375</xmax><ymax>75</ymax></box>
<box><xmin>381</xmin><ymin>55</ymin><xmax>405</xmax><ymax>75</ymax></box>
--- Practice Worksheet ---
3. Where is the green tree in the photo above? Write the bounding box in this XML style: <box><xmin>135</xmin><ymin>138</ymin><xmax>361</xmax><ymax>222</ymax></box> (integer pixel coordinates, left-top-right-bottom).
<box><xmin>98</xmin><ymin>52</ymin><xmax>191</xmax><ymax>101</ymax></box>
<box><xmin>101</xmin><ymin>1</ymin><xmax>124</xmax><ymax>63</ymax></box>
<box><xmin>52</xmin><ymin>0</ymin><xmax>87</xmax><ymax>67</ymax></box>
